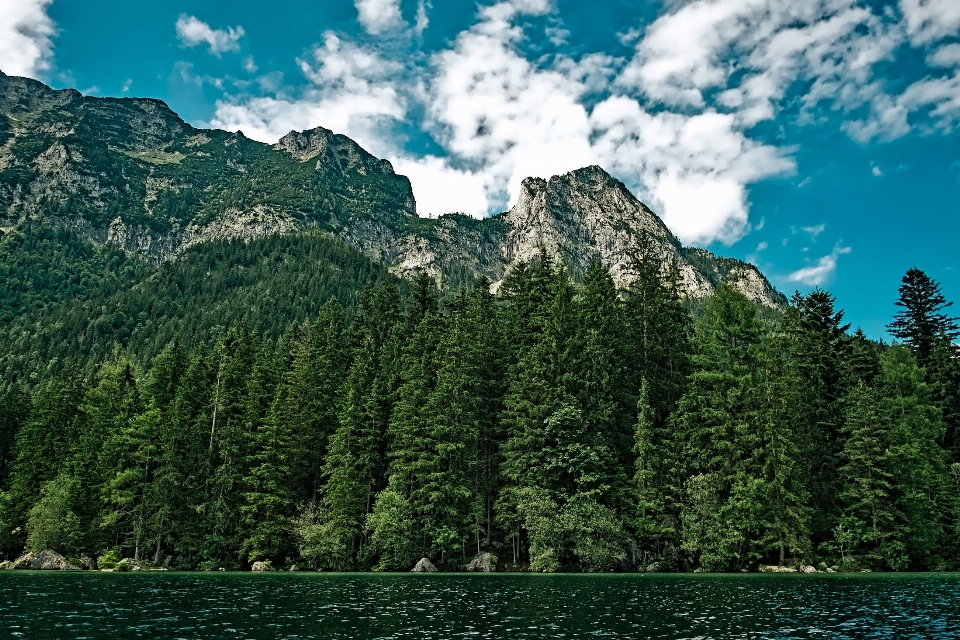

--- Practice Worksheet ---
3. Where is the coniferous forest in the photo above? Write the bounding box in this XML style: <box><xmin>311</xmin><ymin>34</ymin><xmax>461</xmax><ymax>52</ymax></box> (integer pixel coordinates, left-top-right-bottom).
<box><xmin>1</xmin><ymin>227</ymin><xmax>959</xmax><ymax>573</ymax></box>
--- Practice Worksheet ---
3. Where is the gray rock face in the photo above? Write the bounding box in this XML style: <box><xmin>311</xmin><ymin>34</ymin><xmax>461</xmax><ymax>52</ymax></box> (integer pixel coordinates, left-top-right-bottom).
<box><xmin>12</xmin><ymin>550</ymin><xmax>81</xmax><ymax>570</ymax></box>
<box><xmin>0</xmin><ymin>71</ymin><xmax>784</xmax><ymax>308</ymax></box>
<box><xmin>411</xmin><ymin>557</ymin><xmax>438</xmax><ymax>572</ymax></box>
<box><xmin>381</xmin><ymin>167</ymin><xmax>785</xmax><ymax>308</ymax></box>
<box><xmin>465</xmin><ymin>552</ymin><xmax>498</xmax><ymax>572</ymax></box>
<box><xmin>251</xmin><ymin>561</ymin><xmax>270</xmax><ymax>572</ymax></box>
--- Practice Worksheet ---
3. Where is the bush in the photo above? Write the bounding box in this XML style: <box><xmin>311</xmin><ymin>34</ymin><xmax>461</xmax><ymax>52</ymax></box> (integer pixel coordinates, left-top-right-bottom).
<box><xmin>97</xmin><ymin>547</ymin><xmax>120</xmax><ymax>570</ymax></box>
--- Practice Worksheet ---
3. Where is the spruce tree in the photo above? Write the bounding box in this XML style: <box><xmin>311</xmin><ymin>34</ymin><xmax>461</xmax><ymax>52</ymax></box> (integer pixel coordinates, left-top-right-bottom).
<box><xmin>675</xmin><ymin>284</ymin><xmax>764</xmax><ymax>571</ymax></box>
<box><xmin>839</xmin><ymin>381</ymin><xmax>895</xmax><ymax>568</ymax></box>
<box><xmin>888</xmin><ymin>268</ymin><xmax>959</xmax><ymax>366</ymax></box>
<box><xmin>316</xmin><ymin>283</ymin><xmax>401</xmax><ymax>568</ymax></box>
<box><xmin>782</xmin><ymin>289</ymin><xmax>850</xmax><ymax>543</ymax></box>
<box><xmin>6</xmin><ymin>363</ymin><xmax>86</xmax><ymax>550</ymax></box>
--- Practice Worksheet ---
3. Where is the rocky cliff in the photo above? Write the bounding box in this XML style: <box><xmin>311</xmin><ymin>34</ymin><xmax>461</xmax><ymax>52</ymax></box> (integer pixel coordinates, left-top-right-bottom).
<box><xmin>0</xmin><ymin>70</ymin><xmax>784</xmax><ymax>307</ymax></box>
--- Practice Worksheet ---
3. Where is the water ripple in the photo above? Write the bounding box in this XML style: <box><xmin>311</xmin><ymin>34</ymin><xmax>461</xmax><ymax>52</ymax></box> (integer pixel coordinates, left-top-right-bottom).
<box><xmin>1</xmin><ymin>573</ymin><xmax>958</xmax><ymax>638</ymax></box>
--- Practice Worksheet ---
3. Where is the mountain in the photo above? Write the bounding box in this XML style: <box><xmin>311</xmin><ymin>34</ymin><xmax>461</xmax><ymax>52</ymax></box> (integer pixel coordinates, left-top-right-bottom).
<box><xmin>0</xmin><ymin>70</ymin><xmax>784</xmax><ymax>307</ymax></box>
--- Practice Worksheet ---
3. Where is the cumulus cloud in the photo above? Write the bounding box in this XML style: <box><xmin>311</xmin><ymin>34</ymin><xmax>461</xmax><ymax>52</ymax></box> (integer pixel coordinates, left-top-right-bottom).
<box><xmin>203</xmin><ymin>0</ymin><xmax>960</xmax><ymax>246</ymax></box>
<box><xmin>176</xmin><ymin>14</ymin><xmax>245</xmax><ymax>56</ymax></box>
<box><xmin>0</xmin><ymin>0</ymin><xmax>56</xmax><ymax>79</ymax></box>
<box><xmin>355</xmin><ymin>0</ymin><xmax>404</xmax><ymax>35</ymax></box>
<box><xmin>899</xmin><ymin>0</ymin><xmax>960</xmax><ymax>46</ymax></box>
<box><xmin>212</xmin><ymin>33</ymin><xmax>405</xmax><ymax>151</ymax></box>
<box><xmin>787</xmin><ymin>244</ymin><xmax>852</xmax><ymax>286</ymax></box>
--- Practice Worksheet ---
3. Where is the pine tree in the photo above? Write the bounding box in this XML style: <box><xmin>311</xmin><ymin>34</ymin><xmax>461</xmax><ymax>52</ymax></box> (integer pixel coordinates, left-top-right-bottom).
<box><xmin>374</xmin><ymin>310</ymin><xmax>442</xmax><ymax>563</ymax></box>
<box><xmin>623</xmin><ymin>237</ymin><xmax>692</xmax><ymax>565</ymax></box>
<box><xmin>878</xmin><ymin>346</ymin><xmax>949</xmax><ymax>570</ymax></box>
<box><xmin>754</xmin><ymin>335</ymin><xmax>810</xmax><ymax>565</ymax></box>
<box><xmin>676</xmin><ymin>284</ymin><xmax>764</xmax><ymax>571</ymax></box>
<box><xmin>888</xmin><ymin>268</ymin><xmax>959</xmax><ymax>367</ymax></box>
<box><xmin>73</xmin><ymin>354</ymin><xmax>143</xmax><ymax>556</ymax></box>
<box><xmin>782</xmin><ymin>289</ymin><xmax>850</xmax><ymax>543</ymax></box>
<box><xmin>574</xmin><ymin>259</ymin><xmax>631</xmax><ymax>509</ymax></box>
<box><xmin>839</xmin><ymin>381</ymin><xmax>895</xmax><ymax>568</ymax></box>
<box><xmin>6</xmin><ymin>363</ymin><xmax>86</xmax><ymax>551</ymax></box>
<box><xmin>315</xmin><ymin>283</ymin><xmax>401</xmax><ymax>568</ymax></box>
<box><xmin>464</xmin><ymin>279</ymin><xmax>506</xmax><ymax>547</ymax></box>
<box><xmin>0</xmin><ymin>384</ymin><xmax>30</xmax><ymax>490</ymax></box>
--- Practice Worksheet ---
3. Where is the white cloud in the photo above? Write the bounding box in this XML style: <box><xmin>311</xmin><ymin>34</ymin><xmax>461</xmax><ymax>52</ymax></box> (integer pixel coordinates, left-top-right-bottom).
<box><xmin>203</xmin><ymin>0</ymin><xmax>960</xmax><ymax>246</ymax></box>
<box><xmin>176</xmin><ymin>14</ymin><xmax>244</xmax><ymax>56</ymax></box>
<box><xmin>787</xmin><ymin>244</ymin><xmax>851</xmax><ymax>285</ymax></box>
<box><xmin>211</xmin><ymin>33</ymin><xmax>405</xmax><ymax>151</ymax></box>
<box><xmin>355</xmin><ymin>0</ymin><xmax>404</xmax><ymax>35</ymax></box>
<box><xmin>928</xmin><ymin>44</ymin><xmax>960</xmax><ymax>68</ymax></box>
<box><xmin>800</xmin><ymin>223</ymin><xmax>825</xmax><ymax>238</ymax></box>
<box><xmin>393</xmin><ymin>156</ymin><xmax>489</xmax><ymax>217</ymax></box>
<box><xmin>618</xmin><ymin>0</ymin><xmax>900</xmax><ymax>125</ymax></box>
<box><xmin>243</xmin><ymin>56</ymin><xmax>258</xmax><ymax>73</ymax></box>
<box><xmin>0</xmin><ymin>0</ymin><xmax>56</xmax><ymax>79</ymax></box>
<box><xmin>872</xmin><ymin>165</ymin><xmax>882</xmax><ymax>176</ymax></box>
<box><xmin>899</xmin><ymin>0</ymin><xmax>960</xmax><ymax>46</ymax></box>
<box><xmin>415</xmin><ymin>0</ymin><xmax>430</xmax><ymax>37</ymax></box>
<box><xmin>121</xmin><ymin>78</ymin><xmax>132</xmax><ymax>93</ymax></box>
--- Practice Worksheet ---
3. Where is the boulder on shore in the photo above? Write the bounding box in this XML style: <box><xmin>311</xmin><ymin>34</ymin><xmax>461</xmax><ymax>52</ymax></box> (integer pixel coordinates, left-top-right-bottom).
<box><xmin>645</xmin><ymin>562</ymin><xmax>661</xmax><ymax>573</ymax></box>
<box><xmin>411</xmin><ymin>557</ymin><xmax>437</xmax><ymax>572</ymax></box>
<box><xmin>251</xmin><ymin>561</ymin><xmax>271</xmax><ymax>572</ymax></box>
<box><xmin>465</xmin><ymin>553</ymin><xmax>497</xmax><ymax>572</ymax></box>
<box><xmin>12</xmin><ymin>550</ymin><xmax>81</xmax><ymax>571</ymax></box>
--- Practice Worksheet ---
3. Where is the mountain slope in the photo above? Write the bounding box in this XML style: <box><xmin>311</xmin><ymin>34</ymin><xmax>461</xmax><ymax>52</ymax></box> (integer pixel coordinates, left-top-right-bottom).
<box><xmin>0</xmin><ymin>71</ymin><xmax>784</xmax><ymax>307</ymax></box>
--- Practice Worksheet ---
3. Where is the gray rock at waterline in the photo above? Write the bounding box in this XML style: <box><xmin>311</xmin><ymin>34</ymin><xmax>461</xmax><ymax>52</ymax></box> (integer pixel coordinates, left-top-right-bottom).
<box><xmin>645</xmin><ymin>562</ymin><xmax>661</xmax><ymax>573</ymax></box>
<box><xmin>411</xmin><ymin>558</ymin><xmax>437</xmax><ymax>572</ymax></box>
<box><xmin>465</xmin><ymin>553</ymin><xmax>497</xmax><ymax>572</ymax></box>
<box><xmin>0</xmin><ymin>560</ymin><xmax>13</xmax><ymax>570</ymax></box>
<box><xmin>79</xmin><ymin>555</ymin><xmax>97</xmax><ymax>571</ymax></box>
<box><xmin>800</xmin><ymin>564</ymin><xmax>817</xmax><ymax>574</ymax></box>
<box><xmin>251</xmin><ymin>561</ymin><xmax>271</xmax><ymax>572</ymax></box>
<box><xmin>12</xmin><ymin>550</ymin><xmax>81</xmax><ymax>570</ymax></box>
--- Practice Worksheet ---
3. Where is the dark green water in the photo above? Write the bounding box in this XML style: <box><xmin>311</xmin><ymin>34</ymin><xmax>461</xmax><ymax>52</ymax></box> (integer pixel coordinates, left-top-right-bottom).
<box><xmin>2</xmin><ymin>572</ymin><xmax>959</xmax><ymax>638</ymax></box>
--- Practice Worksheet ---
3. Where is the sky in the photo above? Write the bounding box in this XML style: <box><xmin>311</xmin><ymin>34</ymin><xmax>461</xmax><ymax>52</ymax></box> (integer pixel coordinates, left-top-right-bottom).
<box><xmin>1</xmin><ymin>0</ymin><xmax>959</xmax><ymax>340</ymax></box>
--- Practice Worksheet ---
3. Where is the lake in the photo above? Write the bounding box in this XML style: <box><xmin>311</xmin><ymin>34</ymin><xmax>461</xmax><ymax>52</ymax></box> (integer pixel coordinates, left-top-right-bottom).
<box><xmin>2</xmin><ymin>572</ymin><xmax>959</xmax><ymax>638</ymax></box>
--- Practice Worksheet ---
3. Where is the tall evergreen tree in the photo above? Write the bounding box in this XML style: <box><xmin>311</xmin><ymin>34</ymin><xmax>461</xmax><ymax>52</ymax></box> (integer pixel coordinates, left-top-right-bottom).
<box><xmin>676</xmin><ymin>284</ymin><xmax>764</xmax><ymax>571</ymax></box>
<box><xmin>5</xmin><ymin>363</ymin><xmax>86</xmax><ymax>551</ymax></box>
<box><xmin>782</xmin><ymin>289</ymin><xmax>850</xmax><ymax>543</ymax></box>
<box><xmin>623</xmin><ymin>240</ymin><xmax>693</xmax><ymax>566</ymax></box>
<box><xmin>315</xmin><ymin>283</ymin><xmax>400</xmax><ymax>568</ymax></box>
<box><xmin>838</xmin><ymin>381</ymin><xmax>896</xmax><ymax>568</ymax></box>
<box><xmin>888</xmin><ymin>268</ymin><xmax>959</xmax><ymax>366</ymax></box>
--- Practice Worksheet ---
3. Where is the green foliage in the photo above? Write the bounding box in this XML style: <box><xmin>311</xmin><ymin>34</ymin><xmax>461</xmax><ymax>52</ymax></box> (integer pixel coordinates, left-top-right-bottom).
<box><xmin>0</xmin><ymin>228</ymin><xmax>396</xmax><ymax>385</ymax></box>
<box><xmin>1</xmin><ymin>240</ymin><xmax>958</xmax><ymax>574</ymax></box>
<box><xmin>97</xmin><ymin>547</ymin><xmax>121</xmax><ymax>570</ymax></box>
<box><xmin>25</xmin><ymin>473</ymin><xmax>83</xmax><ymax>554</ymax></box>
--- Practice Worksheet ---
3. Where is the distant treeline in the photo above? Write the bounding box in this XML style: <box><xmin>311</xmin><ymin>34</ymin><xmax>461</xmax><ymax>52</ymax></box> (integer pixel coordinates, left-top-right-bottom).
<box><xmin>0</xmin><ymin>243</ymin><xmax>958</xmax><ymax>572</ymax></box>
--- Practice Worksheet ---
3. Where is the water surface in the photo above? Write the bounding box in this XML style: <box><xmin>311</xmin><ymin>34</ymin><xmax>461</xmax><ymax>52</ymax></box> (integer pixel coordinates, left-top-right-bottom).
<box><xmin>2</xmin><ymin>572</ymin><xmax>958</xmax><ymax>638</ymax></box>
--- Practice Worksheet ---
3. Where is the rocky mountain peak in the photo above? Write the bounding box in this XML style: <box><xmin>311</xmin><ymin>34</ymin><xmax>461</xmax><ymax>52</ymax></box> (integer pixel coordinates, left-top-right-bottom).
<box><xmin>0</xmin><ymin>72</ymin><xmax>784</xmax><ymax>308</ymax></box>
<box><xmin>275</xmin><ymin>126</ymin><xmax>398</xmax><ymax>179</ymax></box>
<box><xmin>0</xmin><ymin>71</ymin><xmax>82</xmax><ymax>115</ymax></box>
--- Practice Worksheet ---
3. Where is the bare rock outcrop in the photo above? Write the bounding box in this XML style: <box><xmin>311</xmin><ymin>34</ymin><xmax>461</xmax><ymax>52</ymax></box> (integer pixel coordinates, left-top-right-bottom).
<box><xmin>411</xmin><ymin>557</ymin><xmax>438</xmax><ymax>572</ymax></box>
<box><xmin>465</xmin><ymin>552</ymin><xmax>498</xmax><ymax>572</ymax></box>
<box><xmin>12</xmin><ymin>550</ymin><xmax>81</xmax><ymax>570</ymax></box>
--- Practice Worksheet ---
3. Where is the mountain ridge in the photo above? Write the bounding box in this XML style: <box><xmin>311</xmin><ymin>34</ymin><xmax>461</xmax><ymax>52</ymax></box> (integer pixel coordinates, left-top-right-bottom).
<box><xmin>0</xmin><ymin>70</ymin><xmax>785</xmax><ymax>307</ymax></box>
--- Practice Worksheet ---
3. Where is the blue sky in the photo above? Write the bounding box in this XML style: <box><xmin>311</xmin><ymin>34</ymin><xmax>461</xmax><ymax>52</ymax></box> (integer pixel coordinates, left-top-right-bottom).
<box><xmin>2</xmin><ymin>0</ymin><xmax>959</xmax><ymax>340</ymax></box>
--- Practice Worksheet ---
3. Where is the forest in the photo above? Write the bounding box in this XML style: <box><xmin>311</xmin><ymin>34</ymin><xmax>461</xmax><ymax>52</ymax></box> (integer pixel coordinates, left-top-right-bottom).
<box><xmin>0</xmin><ymin>232</ymin><xmax>958</xmax><ymax>573</ymax></box>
